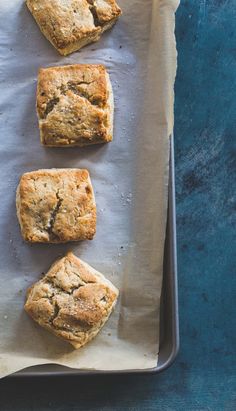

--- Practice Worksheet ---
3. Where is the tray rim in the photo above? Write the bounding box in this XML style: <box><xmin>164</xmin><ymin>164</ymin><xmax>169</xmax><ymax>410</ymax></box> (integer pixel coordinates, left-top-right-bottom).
<box><xmin>10</xmin><ymin>135</ymin><xmax>179</xmax><ymax>378</ymax></box>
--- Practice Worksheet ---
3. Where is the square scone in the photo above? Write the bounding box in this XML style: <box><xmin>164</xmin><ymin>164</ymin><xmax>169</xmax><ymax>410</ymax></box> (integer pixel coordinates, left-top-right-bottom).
<box><xmin>16</xmin><ymin>169</ymin><xmax>96</xmax><ymax>243</ymax></box>
<box><xmin>26</xmin><ymin>0</ymin><xmax>122</xmax><ymax>55</ymax></box>
<box><xmin>25</xmin><ymin>252</ymin><xmax>119</xmax><ymax>348</ymax></box>
<box><xmin>37</xmin><ymin>64</ymin><xmax>114</xmax><ymax>147</ymax></box>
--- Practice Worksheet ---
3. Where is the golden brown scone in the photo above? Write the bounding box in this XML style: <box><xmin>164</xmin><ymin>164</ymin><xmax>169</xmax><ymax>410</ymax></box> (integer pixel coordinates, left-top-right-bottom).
<box><xmin>25</xmin><ymin>252</ymin><xmax>119</xmax><ymax>348</ymax></box>
<box><xmin>16</xmin><ymin>169</ymin><xmax>96</xmax><ymax>243</ymax></box>
<box><xmin>37</xmin><ymin>64</ymin><xmax>113</xmax><ymax>147</ymax></box>
<box><xmin>26</xmin><ymin>0</ymin><xmax>122</xmax><ymax>55</ymax></box>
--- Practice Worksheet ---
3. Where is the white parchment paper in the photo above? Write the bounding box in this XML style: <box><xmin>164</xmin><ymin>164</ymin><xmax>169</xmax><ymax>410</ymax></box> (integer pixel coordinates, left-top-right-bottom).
<box><xmin>0</xmin><ymin>0</ymin><xmax>179</xmax><ymax>377</ymax></box>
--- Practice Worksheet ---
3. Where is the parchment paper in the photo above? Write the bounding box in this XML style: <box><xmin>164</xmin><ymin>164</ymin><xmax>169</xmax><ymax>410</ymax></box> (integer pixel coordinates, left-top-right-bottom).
<box><xmin>0</xmin><ymin>0</ymin><xmax>179</xmax><ymax>377</ymax></box>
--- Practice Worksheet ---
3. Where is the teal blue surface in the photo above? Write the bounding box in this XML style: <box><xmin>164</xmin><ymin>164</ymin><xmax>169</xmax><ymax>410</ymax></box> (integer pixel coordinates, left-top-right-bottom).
<box><xmin>1</xmin><ymin>1</ymin><xmax>236</xmax><ymax>409</ymax></box>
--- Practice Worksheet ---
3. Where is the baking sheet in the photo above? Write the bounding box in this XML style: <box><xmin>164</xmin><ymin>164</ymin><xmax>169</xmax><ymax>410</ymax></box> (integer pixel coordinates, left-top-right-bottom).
<box><xmin>0</xmin><ymin>0</ymin><xmax>179</xmax><ymax>378</ymax></box>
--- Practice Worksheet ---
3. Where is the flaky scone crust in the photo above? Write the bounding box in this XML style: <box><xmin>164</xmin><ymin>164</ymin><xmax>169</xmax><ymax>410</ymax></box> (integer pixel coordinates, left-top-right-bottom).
<box><xmin>25</xmin><ymin>252</ymin><xmax>119</xmax><ymax>348</ymax></box>
<box><xmin>16</xmin><ymin>169</ymin><xmax>96</xmax><ymax>243</ymax></box>
<box><xmin>26</xmin><ymin>0</ymin><xmax>122</xmax><ymax>55</ymax></box>
<box><xmin>37</xmin><ymin>64</ymin><xmax>113</xmax><ymax>147</ymax></box>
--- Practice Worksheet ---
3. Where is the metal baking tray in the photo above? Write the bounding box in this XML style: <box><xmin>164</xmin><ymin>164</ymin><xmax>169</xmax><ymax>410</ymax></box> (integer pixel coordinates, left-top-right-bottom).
<box><xmin>12</xmin><ymin>135</ymin><xmax>179</xmax><ymax>377</ymax></box>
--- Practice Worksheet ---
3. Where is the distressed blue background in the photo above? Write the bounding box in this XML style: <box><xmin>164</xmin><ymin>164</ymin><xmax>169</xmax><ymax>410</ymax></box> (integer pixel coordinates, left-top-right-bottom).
<box><xmin>0</xmin><ymin>1</ymin><xmax>235</xmax><ymax>409</ymax></box>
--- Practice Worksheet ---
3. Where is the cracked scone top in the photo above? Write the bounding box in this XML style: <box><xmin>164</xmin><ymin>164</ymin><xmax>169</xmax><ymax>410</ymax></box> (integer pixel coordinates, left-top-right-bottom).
<box><xmin>37</xmin><ymin>64</ymin><xmax>114</xmax><ymax>147</ymax></box>
<box><xmin>25</xmin><ymin>252</ymin><xmax>119</xmax><ymax>348</ymax></box>
<box><xmin>16</xmin><ymin>169</ymin><xmax>96</xmax><ymax>243</ymax></box>
<box><xmin>26</xmin><ymin>0</ymin><xmax>122</xmax><ymax>55</ymax></box>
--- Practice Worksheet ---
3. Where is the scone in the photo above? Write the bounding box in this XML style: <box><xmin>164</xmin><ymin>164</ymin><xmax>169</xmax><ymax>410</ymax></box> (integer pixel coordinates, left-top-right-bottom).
<box><xmin>26</xmin><ymin>0</ymin><xmax>122</xmax><ymax>55</ymax></box>
<box><xmin>16</xmin><ymin>169</ymin><xmax>96</xmax><ymax>243</ymax></box>
<box><xmin>25</xmin><ymin>252</ymin><xmax>119</xmax><ymax>348</ymax></box>
<box><xmin>37</xmin><ymin>64</ymin><xmax>114</xmax><ymax>147</ymax></box>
